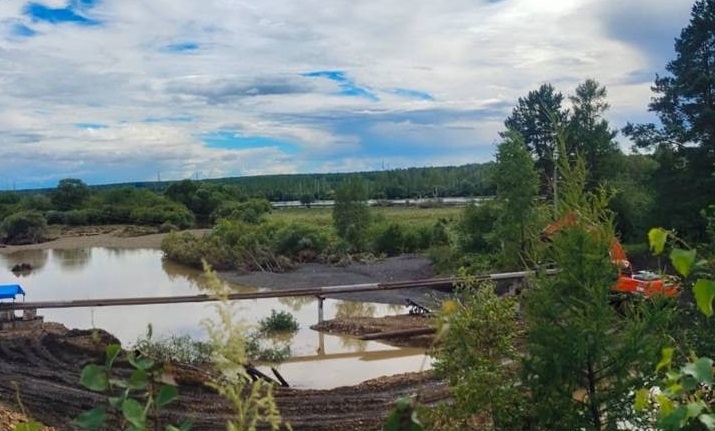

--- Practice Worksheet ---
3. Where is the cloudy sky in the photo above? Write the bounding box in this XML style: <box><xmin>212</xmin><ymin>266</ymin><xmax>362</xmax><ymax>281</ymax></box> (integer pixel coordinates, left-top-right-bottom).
<box><xmin>0</xmin><ymin>0</ymin><xmax>694</xmax><ymax>189</ymax></box>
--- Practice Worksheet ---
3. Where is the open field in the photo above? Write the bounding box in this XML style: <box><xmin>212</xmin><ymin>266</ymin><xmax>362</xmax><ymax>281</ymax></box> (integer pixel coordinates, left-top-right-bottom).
<box><xmin>267</xmin><ymin>205</ymin><xmax>463</xmax><ymax>227</ymax></box>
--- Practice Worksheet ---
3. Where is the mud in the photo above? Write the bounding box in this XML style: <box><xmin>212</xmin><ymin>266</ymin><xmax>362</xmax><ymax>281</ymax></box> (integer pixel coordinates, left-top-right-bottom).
<box><xmin>0</xmin><ymin>323</ymin><xmax>447</xmax><ymax>431</ymax></box>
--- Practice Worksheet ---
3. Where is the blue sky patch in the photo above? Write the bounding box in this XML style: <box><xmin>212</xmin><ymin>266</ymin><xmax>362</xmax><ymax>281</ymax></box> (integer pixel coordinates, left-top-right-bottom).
<box><xmin>302</xmin><ymin>70</ymin><xmax>379</xmax><ymax>101</ymax></box>
<box><xmin>202</xmin><ymin>131</ymin><xmax>299</xmax><ymax>154</ymax></box>
<box><xmin>24</xmin><ymin>1</ymin><xmax>101</xmax><ymax>26</ymax></box>
<box><xmin>390</xmin><ymin>88</ymin><xmax>435</xmax><ymax>101</ymax></box>
<box><xmin>75</xmin><ymin>122</ymin><xmax>108</xmax><ymax>129</ymax></box>
<box><xmin>162</xmin><ymin>42</ymin><xmax>200</xmax><ymax>53</ymax></box>
<box><xmin>10</xmin><ymin>23</ymin><xmax>37</xmax><ymax>37</ymax></box>
<box><xmin>144</xmin><ymin>115</ymin><xmax>194</xmax><ymax>123</ymax></box>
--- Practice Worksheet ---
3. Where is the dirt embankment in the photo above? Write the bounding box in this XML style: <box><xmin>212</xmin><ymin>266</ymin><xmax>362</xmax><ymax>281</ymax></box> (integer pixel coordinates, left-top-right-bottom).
<box><xmin>0</xmin><ymin>324</ymin><xmax>447</xmax><ymax>431</ymax></box>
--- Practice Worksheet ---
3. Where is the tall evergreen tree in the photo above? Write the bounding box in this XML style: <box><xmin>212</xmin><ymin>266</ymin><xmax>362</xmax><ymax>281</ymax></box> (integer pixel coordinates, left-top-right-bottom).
<box><xmin>522</xmin><ymin>141</ymin><xmax>674</xmax><ymax>431</ymax></box>
<box><xmin>503</xmin><ymin>83</ymin><xmax>568</xmax><ymax>191</ymax></box>
<box><xmin>567</xmin><ymin>79</ymin><xmax>621</xmax><ymax>188</ymax></box>
<box><xmin>493</xmin><ymin>131</ymin><xmax>540</xmax><ymax>269</ymax></box>
<box><xmin>623</xmin><ymin>0</ymin><xmax>715</xmax><ymax>239</ymax></box>
<box><xmin>332</xmin><ymin>177</ymin><xmax>372</xmax><ymax>251</ymax></box>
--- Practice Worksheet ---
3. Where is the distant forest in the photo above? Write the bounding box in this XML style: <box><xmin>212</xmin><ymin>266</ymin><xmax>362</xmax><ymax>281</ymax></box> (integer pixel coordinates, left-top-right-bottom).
<box><xmin>84</xmin><ymin>163</ymin><xmax>497</xmax><ymax>201</ymax></box>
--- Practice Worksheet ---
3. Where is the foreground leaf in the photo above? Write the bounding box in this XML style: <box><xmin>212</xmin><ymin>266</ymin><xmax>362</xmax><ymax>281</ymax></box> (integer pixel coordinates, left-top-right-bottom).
<box><xmin>122</xmin><ymin>398</ymin><xmax>146</xmax><ymax>429</ymax></box>
<box><xmin>156</xmin><ymin>385</ymin><xmax>179</xmax><ymax>408</ymax></box>
<box><xmin>13</xmin><ymin>421</ymin><xmax>44</xmax><ymax>431</ymax></box>
<box><xmin>74</xmin><ymin>407</ymin><xmax>107</xmax><ymax>430</ymax></box>
<box><xmin>694</xmin><ymin>279</ymin><xmax>715</xmax><ymax>317</ymax></box>
<box><xmin>670</xmin><ymin>248</ymin><xmax>697</xmax><ymax>277</ymax></box>
<box><xmin>682</xmin><ymin>357</ymin><xmax>714</xmax><ymax>385</ymax></box>
<box><xmin>104</xmin><ymin>344</ymin><xmax>121</xmax><ymax>369</ymax></box>
<box><xmin>79</xmin><ymin>364</ymin><xmax>109</xmax><ymax>392</ymax></box>
<box><xmin>634</xmin><ymin>388</ymin><xmax>650</xmax><ymax>412</ymax></box>
<box><xmin>657</xmin><ymin>347</ymin><xmax>674</xmax><ymax>372</ymax></box>
<box><xmin>383</xmin><ymin>397</ymin><xmax>423</xmax><ymax>431</ymax></box>
<box><xmin>649</xmin><ymin>228</ymin><xmax>668</xmax><ymax>255</ymax></box>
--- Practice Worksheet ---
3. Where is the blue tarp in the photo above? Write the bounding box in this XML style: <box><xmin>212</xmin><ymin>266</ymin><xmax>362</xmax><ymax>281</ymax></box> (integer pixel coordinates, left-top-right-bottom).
<box><xmin>0</xmin><ymin>284</ymin><xmax>25</xmax><ymax>300</ymax></box>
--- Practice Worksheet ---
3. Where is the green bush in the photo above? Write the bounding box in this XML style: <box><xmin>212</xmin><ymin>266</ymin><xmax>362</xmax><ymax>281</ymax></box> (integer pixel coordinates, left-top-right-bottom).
<box><xmin>211</xmin><ymin>199</ymin><xmax>272</xmax><ymax>224</ymax></box>
<box><xmin>63</xmin><ymin>209</ymin><xmax>89</xmax><ymax>226</ymax></box>
<box><xmin>0</xmin><ymin>211</ymin><xmax>47</xmax><ymax>245</ymax></box>
<box><xmin>258</xmin><ymin>310</ymin><xmax>299</xmax><ymax>333</ymax></box>
<box><xmin>161</xmin><ymin>231</ymin><xmax>234</xmax><ymax>270</ymax></box>
<box><xmin>273</xmin><ymin>223</ymin><xmax>329</xmax><ymax>260</ymax></box>
<box><xmin>430</xmin><ymin>278</ymin><xmax>526</xmax><ymax>430</ymax></box>
<box><xmin>372</xmin><ymin>222</ymin><xmax>404</xmax><ymax>256</ymax></box>
<box><xmin>134</xmin><ymin>325</ymin><xmax>213</xmax><ymax>365</ymax></box>
<box><xmin>130</xmin><ymin>204</ymin><xmax>194</xmax><ymax>228</ymax></box>
<box><xmin>45</xmin><ymin>210</ymin><xmax>65</xmax><ymax>225</ymax></box>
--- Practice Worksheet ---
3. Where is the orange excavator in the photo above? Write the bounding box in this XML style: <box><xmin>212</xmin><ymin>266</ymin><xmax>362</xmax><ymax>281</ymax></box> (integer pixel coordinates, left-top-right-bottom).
<box><xmin>541</xmin><ymin>212</ymin><xmax>680</xmax><ymax>298</ymax></box>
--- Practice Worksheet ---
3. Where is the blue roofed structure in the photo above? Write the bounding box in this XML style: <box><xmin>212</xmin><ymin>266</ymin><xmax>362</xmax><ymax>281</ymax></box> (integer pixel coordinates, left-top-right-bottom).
<box><xmin>0</xmin><ymin>284</ymin><xmax>25</xmax><ymax>300</ymax></box>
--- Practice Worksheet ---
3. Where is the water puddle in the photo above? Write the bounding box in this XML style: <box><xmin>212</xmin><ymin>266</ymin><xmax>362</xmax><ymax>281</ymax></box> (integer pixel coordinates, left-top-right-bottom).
<box><xmin>0</xmin><ymin>248</ymin><xmax>431</xmax><ymax>389</ymax></box>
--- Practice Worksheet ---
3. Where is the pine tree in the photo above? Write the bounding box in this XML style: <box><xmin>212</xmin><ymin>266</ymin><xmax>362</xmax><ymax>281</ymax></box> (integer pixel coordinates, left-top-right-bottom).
<box><xmin>522</xmin><ymin>138</ymin><xmax>674</xmax><ymax>430</ymax></box>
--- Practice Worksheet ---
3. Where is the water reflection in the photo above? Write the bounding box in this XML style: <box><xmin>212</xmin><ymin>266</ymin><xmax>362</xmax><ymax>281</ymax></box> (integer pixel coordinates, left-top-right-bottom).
<box><xmin>0</xmin><ymin>248</ymin><xmax>430</xmax><ymax>389</ymax></box>
<box><xmin>52</xmin><ymin>248</ymin><xmax>92</xmax><ymax>271</ymax></box>
<box><xmin>161</xmin><ymin>259</ymin><xmax>258</xmax><ymax>294</ymax></box>
<box><xmin>1</xmin><ymin>249</ymin><xmax>48</xmax><ymax>273</ymax></box>
<box><xmin>277</xmin><ymin>296</ymin><xmax>314</xmax><ymax>312</ymax></box>
<box><xmin>335</xmin><ymin>301</ymin><xmax>376</xmax><ymax>319</ymax></box>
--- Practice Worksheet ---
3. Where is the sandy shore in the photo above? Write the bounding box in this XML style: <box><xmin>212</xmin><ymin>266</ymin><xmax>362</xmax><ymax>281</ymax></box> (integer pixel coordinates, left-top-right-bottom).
<box><xmin>0</xmin><ymin>227</ymin><xmax>210</xmax><ymax>254</ymax></box>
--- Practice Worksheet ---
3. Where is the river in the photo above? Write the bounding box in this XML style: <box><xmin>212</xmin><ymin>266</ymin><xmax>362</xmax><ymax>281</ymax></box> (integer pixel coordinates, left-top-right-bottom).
<box><xmin>0</xmin><ymin>247</ymin><xmax>430</xmax><ymax>389</ymax></box>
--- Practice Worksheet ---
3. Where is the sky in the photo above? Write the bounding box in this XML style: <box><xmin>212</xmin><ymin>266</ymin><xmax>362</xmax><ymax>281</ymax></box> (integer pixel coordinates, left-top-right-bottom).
<box><xmin>0</xmin><ymin>0</ymin><xmax>695</xmax><ymax>189</ymax></box>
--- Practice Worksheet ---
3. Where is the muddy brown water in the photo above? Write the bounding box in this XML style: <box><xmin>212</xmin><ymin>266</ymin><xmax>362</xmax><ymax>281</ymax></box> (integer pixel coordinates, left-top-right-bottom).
<box><xmin>0</xmin><ymin>248</ymin><xmax>431</xmax><ymax>390</ymax></box>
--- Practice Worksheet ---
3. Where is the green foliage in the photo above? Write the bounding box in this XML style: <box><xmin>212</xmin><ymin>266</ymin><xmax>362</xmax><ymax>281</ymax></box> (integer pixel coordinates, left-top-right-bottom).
<box><xmin>566</xmin><ymin>79</ymin><xmax>621</xmax><ymax>188</ymax></box>
<box><xmin>371</xmin><ymin>222</ymin><xmax>405</xmax><ymax>256</ymax></box>
<box><xmin>623</xmin><ymin>0</ymin><xmax>715</xmax><ymax>241</ymax></box>
<box><xmin>51</xmin><ymin>178</ymin><xmax>90</xmax><ymax>211</ymax></box>
<box><xmin>333</xmin><ymin>178</ymin><xmax>372</xmax><ymax>252</ymax></box>
<box><xmin>199</xmin><ymin>262</ymin><xmax>287</xmax><ymax>430</ymax></box>
<box><xmin>641</xmin><ymin>228</ymin><xmax>715</xmax><ymax>431</ymax></box>
<box><xmin>134</xmin><ymin>325</ymin><xmax>213</xmax><ymax>365</ymax></box>
<box><xmin>493</xmin><ymin>131</ymin><xmax>540</xmax><ymax>270</ymax></box>
<box><xmin>75</xmin><ymin>343</ymin><xmax>188</xmax><ymax>431</ymax></box>
<box><xmin>523</xmin><ymin>140</ymin><xmax>674</xmax><ymax>431</ymax></box>
<box><xmin>456</xmin><ymin>200</ymin><xmax>501</xmax><ymax>255</ymax></box>
<box><xmin>272</xmin><ymin>223</ymin><xmax>329</xmax><ymax>260</ymax></box>
<box><xmin>13</xmin><ymin>422</ymin><xmax>44</xmax><ymax>431</ymax></box>
<box><xmin>130</xmin><ymin>203</ymin><xmax>195</xmax><ymax>228</ymax></box>
<box><xmin>0</xmin><ymin>210</ymin><xmax>48</xmax><ymax>245</ymax></box>
<box><xmin>503</xmin><ymin>83</ymin><xmax>566</xmax><ymax>190</ymax></box>
<box><xmin>258</xmin><ymin>310</ymin><xmax>299</xmax><ymax>333</ymax></box>
<box><xmin>431</xmin><ymin>278</ymin><xmax>526</xmax><ymax>430</ymax></box>
<box><xmin>383</xmin><ymin>397</ymin><xmax>424</xmax><ymax>431</ymax></box>
<box><xmin>213</xmin><ymin>199</ymin><xmax>272</xmax><ymax>224</ymax></box>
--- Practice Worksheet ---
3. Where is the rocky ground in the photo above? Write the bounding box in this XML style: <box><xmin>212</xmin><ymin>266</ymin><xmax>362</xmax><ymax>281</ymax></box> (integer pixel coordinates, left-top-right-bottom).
<box><xmin>0</xmin><ymin>227</ymin><xmax>450</xmax><ymax>431</ymax></box>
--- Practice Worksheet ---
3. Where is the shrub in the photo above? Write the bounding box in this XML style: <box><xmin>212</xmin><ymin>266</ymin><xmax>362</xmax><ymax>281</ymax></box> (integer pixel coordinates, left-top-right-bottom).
<box><xmin>161</xmin><ymin>231</ymin><xmax>212</xmax><ymax>268</ymax></box>
<box><xmin>130</xmin><ymin>204</ymin><xmax>194</xmax><ymax>228</ymax></box>
<box><xmin>0</xmin><ymin>211</ymin><xmax>47</xmax><ymax>245</ymax></box>
<box><xmin>62</xmin><ymin>209</ymin><xmax>89</xmax><ymax>226</ymax></box>
<box><xmin>134</xmin><ymin>325</ymin><xmax>213</xmax><ymax>365</ymax></box>
<box><xmin>45</xmin><ymin>210</ymin><xmax>65</xmax><ymax>225</ymax></box>
<box><xmin>273</xmin><ymin>223</ymin><xmax>329</xmax><ymax>260</ymax></box>
<box><xmin>211</xmin><ymin>199</ymin><xmax>272</xmax><ymax>224</ymax></box>
<box><xmin>372</xmin><ymin>222</ymin><xmax>404</xmax><ymax>256</ymax></box>
<box><xmin>430</xmin><ymin>278</ymin><xmax>526</xmax><ymax>430</ymax></box>
<box><xmin>258</xmin><ymin>310</ymin><xmax>299</xmax><ymax>333</ymax></box>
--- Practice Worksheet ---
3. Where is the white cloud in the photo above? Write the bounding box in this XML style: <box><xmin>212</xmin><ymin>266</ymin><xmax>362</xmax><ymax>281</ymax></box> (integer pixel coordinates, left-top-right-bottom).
<box><xmin>0</xmin><ymin>0</ymin><xmax>695</xmax><ymax>187</ymax></box>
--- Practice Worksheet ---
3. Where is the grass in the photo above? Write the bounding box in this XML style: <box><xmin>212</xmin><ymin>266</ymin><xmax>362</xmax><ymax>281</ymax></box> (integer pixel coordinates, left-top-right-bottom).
<box><xmin>267</xmin><ymin>206</ymin><xmax>462</xmax><ymax>226</ymax></box>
